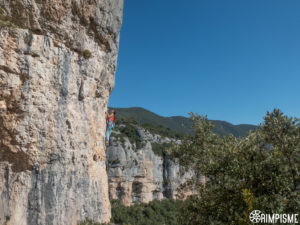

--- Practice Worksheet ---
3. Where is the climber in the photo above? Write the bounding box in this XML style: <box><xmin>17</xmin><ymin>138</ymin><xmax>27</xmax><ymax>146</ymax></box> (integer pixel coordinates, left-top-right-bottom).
<box><xmin>106</xmin><ymin>109</ymin><xmax>115</xmax><ymax>144</ymax></box>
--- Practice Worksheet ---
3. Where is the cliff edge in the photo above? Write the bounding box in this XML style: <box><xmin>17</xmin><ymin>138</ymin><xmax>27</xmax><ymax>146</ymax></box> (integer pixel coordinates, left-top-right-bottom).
<box><xmin>0</xmin><ymin>1</ymin><xmax>123</xmax><ymax>224</ymax></box>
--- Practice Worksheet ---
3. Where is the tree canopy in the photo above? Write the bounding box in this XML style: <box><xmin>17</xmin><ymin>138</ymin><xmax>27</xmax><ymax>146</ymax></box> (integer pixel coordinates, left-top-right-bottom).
<box><xmin>171</xmin><ymin>109</ymin><xmax>300</xmax><ymax>225</ymax></box>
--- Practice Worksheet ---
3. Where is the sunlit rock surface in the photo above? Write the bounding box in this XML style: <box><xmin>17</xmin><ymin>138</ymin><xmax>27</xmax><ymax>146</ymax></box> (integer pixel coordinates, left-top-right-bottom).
<box><xmin>0</xmin><ymin>1</ymin><xmax>123</xmax><ymax>224</ymax></box>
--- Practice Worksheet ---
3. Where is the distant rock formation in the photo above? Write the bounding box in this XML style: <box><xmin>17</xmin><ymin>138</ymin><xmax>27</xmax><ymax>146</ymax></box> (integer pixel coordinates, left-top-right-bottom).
<box><xmin>0</xmin><ymin>1</ymin><xmax>123</xmax><ymax>224</ymax></box>
<box><xmin>106</xmin><ymin>125</ymin><xmax>202</xmax><ymax>206</ymax></box>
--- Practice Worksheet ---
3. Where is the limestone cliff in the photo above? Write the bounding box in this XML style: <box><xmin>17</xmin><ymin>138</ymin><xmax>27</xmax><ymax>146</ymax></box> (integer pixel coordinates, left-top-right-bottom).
<box><xmin>106</xmin><ymin>124</ymin><xmax>201</xmax><ymax>206</ymax></box>
<box><xmin>0</xmin><ymin>1</ymin><xmax>123</xmax><ymax>224</ymax></box>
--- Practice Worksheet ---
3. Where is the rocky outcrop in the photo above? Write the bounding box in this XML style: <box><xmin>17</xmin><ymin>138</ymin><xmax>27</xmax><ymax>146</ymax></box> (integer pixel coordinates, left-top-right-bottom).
<box><xmin>106</xmin><ymin>126</ymin><xmax>201</xmax><ymax>206</ymax></box>
<box><xmin>0</xmin><ymin>1</ymin><xmax>123</xmax><ymax>224</ymax></box>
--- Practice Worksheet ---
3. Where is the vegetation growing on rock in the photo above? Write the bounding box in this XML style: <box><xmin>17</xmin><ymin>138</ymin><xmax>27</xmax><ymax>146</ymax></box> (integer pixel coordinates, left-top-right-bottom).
<box><xmin>111</xmin><ymin>119</ymin><xmax>144</xmax><ymax>150</ymax></box>
<box><xmin>114</xmin><ymin>117</ymin><xmax>184</xmax><ymax>140</ymax></box>
<box><xmin>119</xmin><ymin>123</ymin><xmax>143</xmax><ymax>149</ymax></box>
<box><xmin>78</xmin><ymin>218</ymin><xmax>108</xmax><ymax>225</ymax></box>
<box><xmin>151</xmin><ymin>142</ymin><xmax>173</xmax><ymax>156</ymax></box>
<box><xmin>82</xmin><ymin>49</ymin><xmax>92</xmax><ymax>59</ymax></box>
<box><xmin>0</xmin><ymin>13</ymin><xmax>19</xmax><ymax>29</ymax></box>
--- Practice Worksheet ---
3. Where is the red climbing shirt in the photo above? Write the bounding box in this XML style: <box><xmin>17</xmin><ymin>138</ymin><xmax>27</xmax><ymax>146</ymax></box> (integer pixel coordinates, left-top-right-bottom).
<box><xmin>109</xmin><ymin>116</ymin><xmax>114</xmax><ymax>123</ymax></box>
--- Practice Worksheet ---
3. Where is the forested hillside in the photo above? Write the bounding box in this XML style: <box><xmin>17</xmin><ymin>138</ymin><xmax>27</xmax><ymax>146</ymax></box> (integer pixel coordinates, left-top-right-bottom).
<box><xmin>111</xmin><ymin>107</ymin><xmax>257</xmax><ymax>137</ymax></box>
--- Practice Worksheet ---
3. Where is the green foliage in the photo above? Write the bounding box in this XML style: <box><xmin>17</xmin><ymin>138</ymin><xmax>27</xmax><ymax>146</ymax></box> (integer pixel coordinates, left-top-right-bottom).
<box><xmin>118</xmin><ymin>123</ymin><xmax>144</xmax><ymax>150</ymax></box>
<box><xmin>0</xmin><ymin>13</ymin><xmax>19</xmax><ymax>29</ymax></box>
<box><xmin>106</xmin><ymin>159</ymin><xmax>121</xmax><ymax>171</ymax></box>
<box><xmin>113</xmin><ymin>117</ymin><xmax>182</xmax><ymax>151</ymax></box>
<box><xmin>151</xmin><ymin>142</ymin><xmax>173</xmax><ymax>156</ymax></box>
<box><xmin>78</xmin><ymin>199</ymin><xmax>183</xmax><ymax>225</ymax></box>
<box><xmin>115</xmin><ymin>116</ymin><xmax>184</xmax><ymax>140</ymax></box>
<box><xmin>108</xmin><ymin>159</ymin><xmax>120</xmax><ymax>165</ymax></box>
<box><xmin>115</xmin><ymin>117</ymin><xmax>138</xmax><ymax>125</ymax></box>
<box><xmin>77</xmin><ymin>217</ymin><xmax>109</xmax><ymax>225</ymax></box>
<box><xmin>172</xmin><ymin>109</ymin><xmax>300</xmax><ymax>225</ymax></box>
<box><xmin>110</xmin><ymin>199</ymin><xmax>182</xmax><ymax>225</ymax></box>
<box><xmin>82</xmin><ymin>50</ymin><xmax>92</xmax><ymax>59</ymax></box>
<box><xmin>142</xmin><ymin>123</ymin><xmax>184</xmax><ymax>139</ymax></box>
<box><xmin>242</xmin><ymin>189</ymin><xmax>255</xmax><ymax>223</ymax></box>
<box><xmin>111</xmin><ymin>118</ymin><xmax>142</xmax><ymax>149</ymax></box>
<box><xmin>119</xmin><ymin>123</ymin><xmax>140</xmax><ymax>145</ymax></box>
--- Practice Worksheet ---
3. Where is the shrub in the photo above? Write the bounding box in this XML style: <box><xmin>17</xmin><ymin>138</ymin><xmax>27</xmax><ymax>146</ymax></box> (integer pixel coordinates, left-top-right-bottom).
<box><xmin>108</xmin><ymin>159</ymin><xmax>120</xmax><ymax>165</ymax></box>
<box><xmin>119</xmin><ymin>123</ymin><xmax>143</xmax><ymax>150</ymax></box>
<box><xmin>77</xmin><ymin>217</ymin><xmax>109</xmax><ymax>225</ymax></box>
<box><xmin>82</xmin><ymin>50</ymin><xmax>92</xmax><ymax>59</ymax></box>
<box><xmin>151</xmin><ymin>142</ymin><xmax>173</xmax><ymax>156</ymax></box>
<box><xmin>110</xmin><ymin>199</ymin><xmax>182</xmax><ymax>225</ymax></box>
<box><xmin>0</xmin><ymin>14</ymin><xmax>19</xmax><ymax>29</ymax></box>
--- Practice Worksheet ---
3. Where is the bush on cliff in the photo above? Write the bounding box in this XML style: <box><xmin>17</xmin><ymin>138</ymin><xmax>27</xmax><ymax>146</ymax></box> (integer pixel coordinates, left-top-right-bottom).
<box><xmin>0</xmin><ymin>13</ymin><xmax>20</xmax><ymax>29</ymax></box>
<box><xmin>119</xmin><ymin>123</ymin><xmax>144</xmax><ymax>150</ymax></box>
<box><xmin>151</xmin><ymin>142</ymin><xmax>173</xmax><ymax>156</ymax></box>
<box><xmin>78</xmin><ymin>218</ymin><xmax>108</xmax><ymax>225</ymax></box>
<box><xmin>82</xmin><ymin>50</ymin><xmax>92</xmax><ymax>59</ymax></box>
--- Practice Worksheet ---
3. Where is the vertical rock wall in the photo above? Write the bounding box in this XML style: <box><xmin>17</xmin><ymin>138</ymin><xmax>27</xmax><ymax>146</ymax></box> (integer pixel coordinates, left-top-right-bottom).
<box><xmin>0</xmin><ymin>1</ymin><xmax>123</xmax><ymax>224</ymax></box>
<box><xmin>106</xmin><ymin>127</ymin><xmax>199</xmax><ymax>206</ymax></box>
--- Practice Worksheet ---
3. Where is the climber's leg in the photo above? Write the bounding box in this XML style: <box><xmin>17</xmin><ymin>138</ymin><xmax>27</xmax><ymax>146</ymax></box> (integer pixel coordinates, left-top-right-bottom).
<box><xmin>106</xmin><ymin>127</ymin><xmax>110</xmax><ymax>142</ymax></box>
<box><xmin>106</xmin><ymin>122</ymin><xmax>113</xmax><ymax>142</ymax></box>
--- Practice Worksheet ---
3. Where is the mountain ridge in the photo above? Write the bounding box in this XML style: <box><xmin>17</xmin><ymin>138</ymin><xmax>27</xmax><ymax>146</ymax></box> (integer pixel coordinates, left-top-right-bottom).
<box><xmin>110</xmin><ymin>107</ymin><xmax>257</xmax><ymax>137</ymax></box>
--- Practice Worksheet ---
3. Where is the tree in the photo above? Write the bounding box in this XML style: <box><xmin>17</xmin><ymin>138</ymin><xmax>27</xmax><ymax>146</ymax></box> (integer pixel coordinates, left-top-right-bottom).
<box><xmin>171</xmin><ymin>109</ymin><xmax>300</xmax><ymax>225</ymax></box>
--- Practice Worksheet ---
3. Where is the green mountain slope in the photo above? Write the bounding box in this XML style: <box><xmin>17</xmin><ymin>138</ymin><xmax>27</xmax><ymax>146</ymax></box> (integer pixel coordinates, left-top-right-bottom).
<box><xmin>111</xmin><ymin>107</ymin><xmax>257</xmax><ymax>137</ymax></box>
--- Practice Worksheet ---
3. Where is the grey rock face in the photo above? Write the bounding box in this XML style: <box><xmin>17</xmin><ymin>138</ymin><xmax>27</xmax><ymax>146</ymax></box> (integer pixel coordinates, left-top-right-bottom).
<box><xmin>0</xmin><ymin>1</ymin><xmax>123</xmax><ymax>224</ymax></box>
<box><xmin>106</xmin><ymin>126</ymin><xmax>197</xmax><ymax>206</ymax></box>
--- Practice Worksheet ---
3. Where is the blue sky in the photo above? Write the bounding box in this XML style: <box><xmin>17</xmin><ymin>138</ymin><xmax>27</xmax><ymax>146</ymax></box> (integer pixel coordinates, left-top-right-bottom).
<box><xmin>109</xmin><ymin>0</ymin><xmax>300</xmax><ymax>125</ymax></box>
